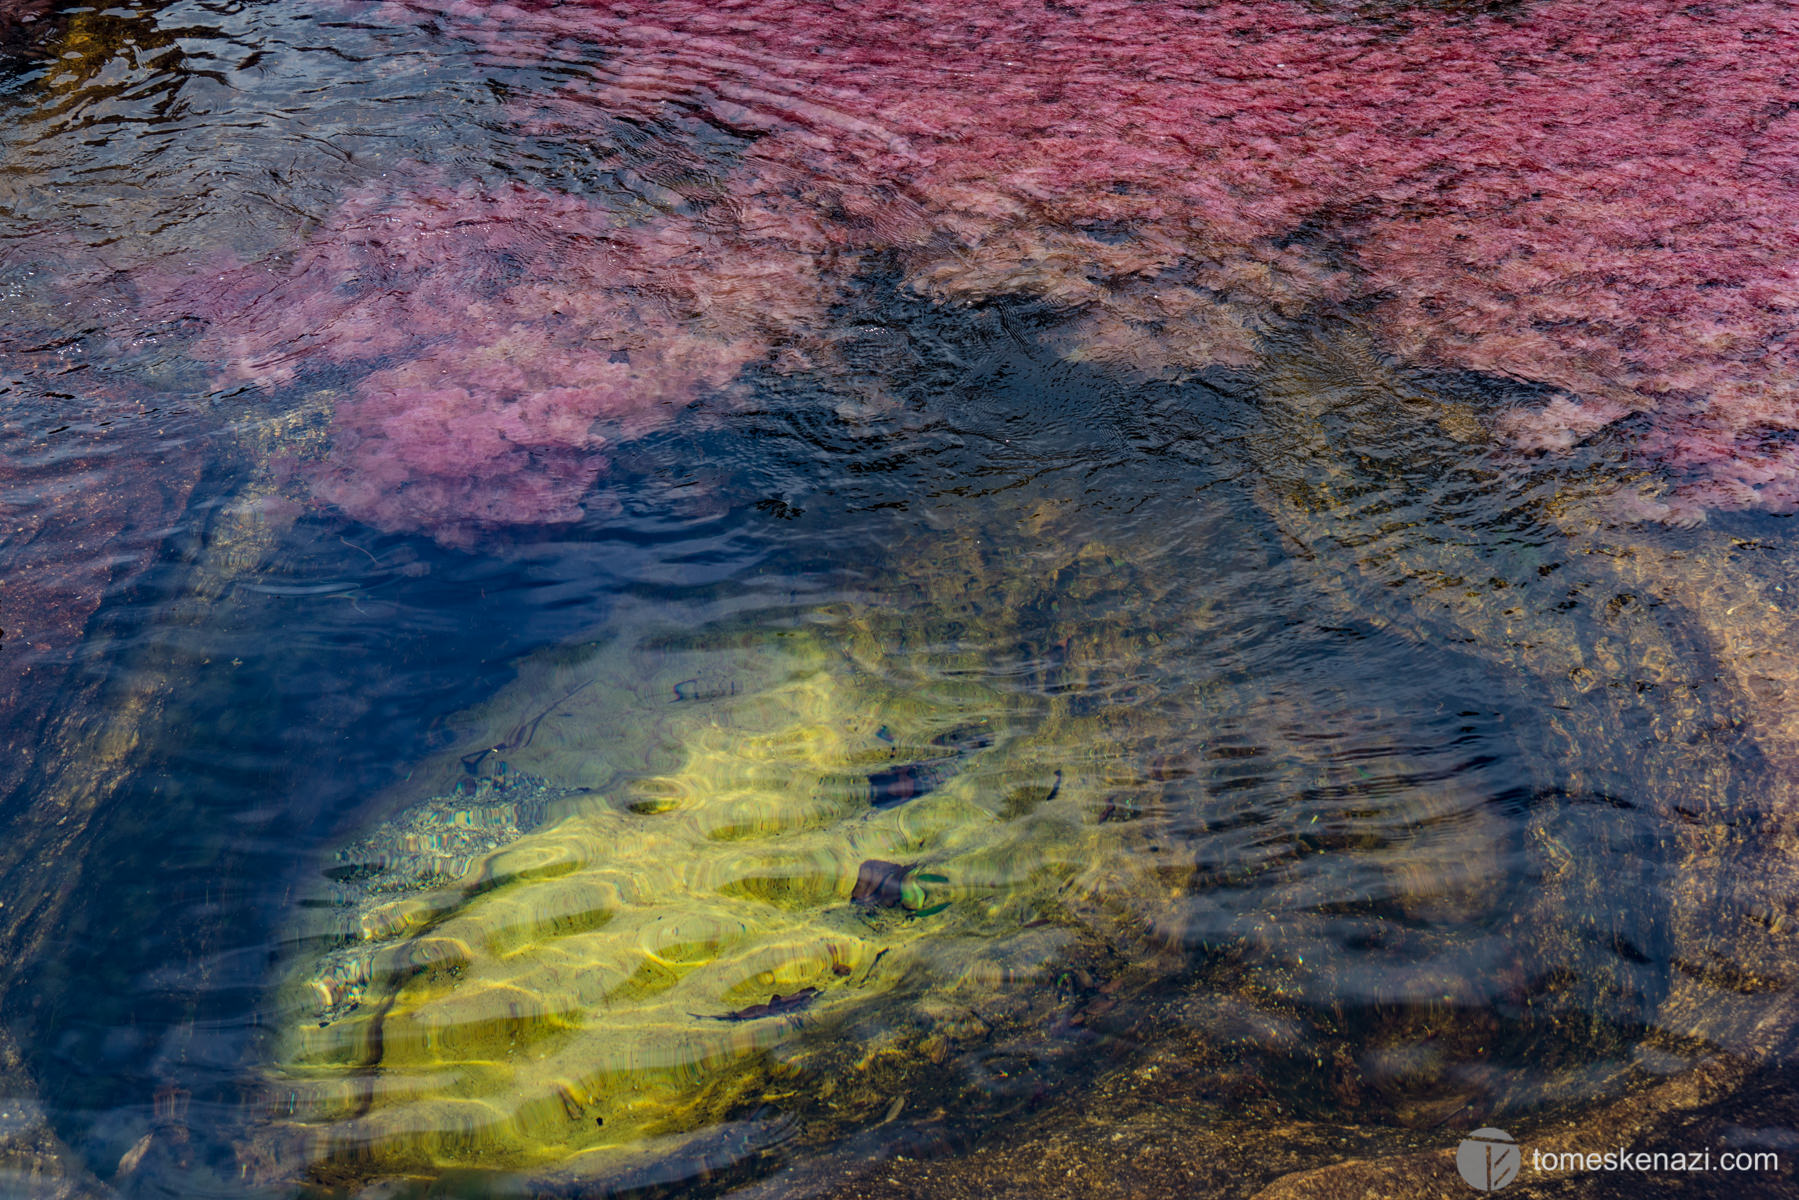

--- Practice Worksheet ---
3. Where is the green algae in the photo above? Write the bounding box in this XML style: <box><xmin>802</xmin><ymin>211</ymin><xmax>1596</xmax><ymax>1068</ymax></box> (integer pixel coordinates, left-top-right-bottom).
<box><xmin>256</xmin><ymin>556</ymin><xmax>1186</xmax><ymax>1184</ymax></box>
<box><xmin>240</xmin><ymin>318</ymin><xmax>1799</xmax><ymax>1194</ymax></box>
<box><xmin>246</xmin><ymin>468</ymin><xmax>1618</xmax><ymax>1191</ymax></box>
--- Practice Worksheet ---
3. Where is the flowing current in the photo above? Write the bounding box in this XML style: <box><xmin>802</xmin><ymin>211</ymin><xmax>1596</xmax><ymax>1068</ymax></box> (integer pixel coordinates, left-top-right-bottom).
<box><xmin>2</xmin><ymin>2</ymin><xmax>1798</xmax><ymax>1197</ymax></box>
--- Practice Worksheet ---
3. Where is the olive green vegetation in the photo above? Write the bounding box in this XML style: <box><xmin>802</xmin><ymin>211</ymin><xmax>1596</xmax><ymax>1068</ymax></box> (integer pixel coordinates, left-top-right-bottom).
<box><xmin>3</xmin><ymin>278</ymin><xmax>1794</xmax><ymax>1197</ymax></box>
<box><xmin>254</xmin><ymin>527</ymin><xmax>1195</xmax><ymax>1186</ymax></box>
<box><xmin>252</xmin><ymin>319</ymin><xmax>1799</xmax><ymax>1196</ymax></box>
<box><xmin>250</xmin><ymin>314</ymin><xmax>1799</xmax><ymax>1194</ymax></box>
<box><xmin>674</xmin><ymin>325</ymin><xmax>1799</xmax><ymax>1200</ymax></box>
<box><xmin>0</xmin><ymin>7</ymin><xmax>1782</xmax><ymax>1190</ymax></box>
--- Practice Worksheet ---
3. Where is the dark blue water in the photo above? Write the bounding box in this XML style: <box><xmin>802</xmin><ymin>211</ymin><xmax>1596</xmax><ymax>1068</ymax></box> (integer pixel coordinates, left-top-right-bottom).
<box><xmin>2</xmin><ymin>3</ymin><xmax>1795</xmax><ymax>1198</ymax></box>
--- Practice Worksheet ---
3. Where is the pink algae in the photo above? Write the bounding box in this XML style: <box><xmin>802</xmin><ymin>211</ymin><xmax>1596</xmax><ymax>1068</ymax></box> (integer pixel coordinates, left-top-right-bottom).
<box><xmin>161</xmin><ymin>0</ymin><xmax>1799</xmax><ymax>536</ymax></box>
<box><xmin>149</xmin><ymin>181</ymin><xmax>834</xmax><ymax>542</ymax></box>
<box><xmin>380</xmin><ymin>0</ymin><xmax>1799</xmax><ymax>516</ymax></box>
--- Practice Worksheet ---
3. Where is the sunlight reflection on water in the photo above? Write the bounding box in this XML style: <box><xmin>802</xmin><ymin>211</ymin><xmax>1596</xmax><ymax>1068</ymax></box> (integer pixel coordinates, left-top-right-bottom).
<box><xmin>1</xmin><ymin>2</ymin><xmax>1797</xmax><ymax>1198</ymax></box>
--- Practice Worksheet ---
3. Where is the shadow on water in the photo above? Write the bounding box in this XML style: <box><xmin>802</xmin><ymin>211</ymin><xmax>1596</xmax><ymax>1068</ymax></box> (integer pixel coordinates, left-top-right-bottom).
<box><xmin>4</xmin><ymin>436</ymin><xmax>782</xmax><ymax>1192</ymax></box>
<box><xmin>0</xmin><ymin>281</ymin><xmax>1727</xmax><ymax>1196</ymax></box>
<box><xmin>1</xmin><ymin>4</ymin><xmax>1795</xmax><ymax>1199</ymax></box>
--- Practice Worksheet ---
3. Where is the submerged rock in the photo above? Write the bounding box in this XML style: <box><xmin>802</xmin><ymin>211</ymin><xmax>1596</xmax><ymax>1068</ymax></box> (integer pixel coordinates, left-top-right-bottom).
<box><xmin>849</xmin><ymin>860</ymin><xmax>914</xmax><ymax>909</ymax></box>
<box><xmin>243</xmin><ymin>381</ymin><xmax>1779</xmax><ymax>1194</ymax></box>
<box><xmin>253</xmin><ymin>582</ymin><xmax>1169</xmax><ymax>1186</ymax></box>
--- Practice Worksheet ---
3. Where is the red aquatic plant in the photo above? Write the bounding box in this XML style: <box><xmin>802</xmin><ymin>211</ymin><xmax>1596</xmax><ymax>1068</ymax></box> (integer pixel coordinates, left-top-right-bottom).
<box><xmin>144</xmin><ymin>0</ymin><xmax>1799</xmax><ymax>537</ymax></box>
<box><xmin>371</xmin><ymin>0</ymin><xmax>1799</xmax><ymax>517</ymax></box>
<box><xmin>148</xmin><ymin>180</ymin><xmax>836</xmax><ymax>542</ymax></box>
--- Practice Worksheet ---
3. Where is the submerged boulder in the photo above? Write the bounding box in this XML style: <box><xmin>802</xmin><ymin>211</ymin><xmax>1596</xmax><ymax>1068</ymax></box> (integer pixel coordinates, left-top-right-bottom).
<box><xmin>244</xmin><ymin>392</ymin><xmax>1774</xmax><ymax>1192</ymax></box>
<box><xmin>253</xmin><ymin>584</ymin><xmax>1171</xmax><ymax>1185</ymax></box>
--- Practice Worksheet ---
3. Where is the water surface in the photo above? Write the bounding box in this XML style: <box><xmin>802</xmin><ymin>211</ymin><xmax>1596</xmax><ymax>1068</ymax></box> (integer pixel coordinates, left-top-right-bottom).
<box><xmin>2</xmin><ymin>2</ymin><xmax>1797</xmax><ymax>1197</ymax></box>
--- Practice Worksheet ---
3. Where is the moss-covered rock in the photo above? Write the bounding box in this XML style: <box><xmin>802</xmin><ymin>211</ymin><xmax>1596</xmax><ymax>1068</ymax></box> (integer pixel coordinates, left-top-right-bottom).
<box><xmin>247</xmin><ymin>323</ymin><xmax>1799</xmax><ymax>1192</ymax></box>
<box><xmin>254</xmin><ymin>544</ymin><xmax>1187</xmax><ymax>1186</ymax></box>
